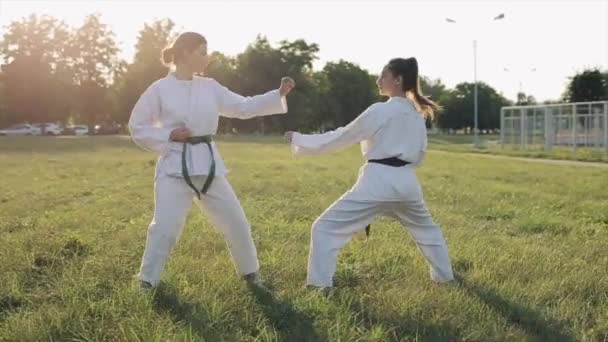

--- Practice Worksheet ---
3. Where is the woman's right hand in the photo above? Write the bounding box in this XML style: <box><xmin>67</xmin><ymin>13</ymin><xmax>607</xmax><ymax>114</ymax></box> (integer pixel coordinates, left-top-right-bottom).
<box><xmin>170</xmin><ymin>127</ymin><xmax>192</xmax><ymax>142</ymax></box>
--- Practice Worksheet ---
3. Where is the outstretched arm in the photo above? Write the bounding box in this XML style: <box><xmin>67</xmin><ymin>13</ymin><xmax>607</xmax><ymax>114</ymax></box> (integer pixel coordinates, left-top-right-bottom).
<box><xmin>215</xmin><ymin>77</ymin><xmax>294</xmax><ymax>119</ymax></box>
<box><xmin>287</xmin><ymin>103</ymin><xmax>382</xmax><ymax>155</ymax></box>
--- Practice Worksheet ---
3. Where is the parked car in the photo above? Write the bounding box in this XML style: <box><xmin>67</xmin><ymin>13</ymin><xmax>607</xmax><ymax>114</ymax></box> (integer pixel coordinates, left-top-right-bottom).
<box><xmin>74</xmin><ymin>125</ymin><xmax>89</xmax><ymax>136</ymax></box>
<box><xmin>62</xmin><ymin>126</ymin><xmax>74</xmax><ymax>135</ymax></box>
<box><xmin>94</xmin><ymin>123</ymin><xmax>120</xmax><ymax>135</ymax></box>
<box><xmin>0</xmin><ymin>123</ymin><xmax>41</xmax><ymax>136</ymax></box>
<box><xmin>33</xmin><ymin>122</ymin><xmax>63</xmax><ymax>136</ymax></box>
<box><xmin>63</xmin><ymin>125</ymin><xmax>89</xmax><ymax>136</ymax></box>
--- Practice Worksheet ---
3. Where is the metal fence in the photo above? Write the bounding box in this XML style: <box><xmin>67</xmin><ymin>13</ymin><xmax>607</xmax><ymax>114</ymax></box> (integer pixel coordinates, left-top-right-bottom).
<box><xmin>500</xmin><ymin>101</ymin><xmax>608</xmax><ymax>156</ymax></box>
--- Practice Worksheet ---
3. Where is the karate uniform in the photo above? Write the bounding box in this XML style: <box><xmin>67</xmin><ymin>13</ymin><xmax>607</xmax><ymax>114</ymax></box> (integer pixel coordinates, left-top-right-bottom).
<box><xmin>291</xmin><ymin>96</ymin><xmax>454</xmax><ymax>288</ymax></box>
<box><xmin>129</xmin><ymin>72</ymin><xmax>287</xmax><ymax>287</ymax></box>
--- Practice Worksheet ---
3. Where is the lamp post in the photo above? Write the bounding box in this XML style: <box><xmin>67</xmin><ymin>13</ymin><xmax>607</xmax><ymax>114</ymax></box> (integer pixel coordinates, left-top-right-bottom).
<box><xmin>446</xmin><ymin>13</ymin><xmax>505</xmax><ymax>146</ymax></box>
<box><xmin>503</xmin><ymin>67</ymin><xmax>537</xmax><ymax>102</ymax></box>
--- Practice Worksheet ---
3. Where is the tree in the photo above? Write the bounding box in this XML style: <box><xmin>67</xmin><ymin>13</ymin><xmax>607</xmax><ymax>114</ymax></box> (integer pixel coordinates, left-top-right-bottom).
<box><xmin>420</xmin><ymin>76</ymin><xmax>450</xmax><ymax>104</ymax></box>
<box><xmin>420</xmin><ymin>77</ymin><xmax>451</xmax><ymax>128</ymax></box>
<box><xmin>563</xmin><ymin>68</ymin><xmax>608</xmax><ymax>102</ymax></box>
<box><xmin>0</xmin><ymin>14</ymin><xmax>72</xmax><ymax>126</ymax></box>
<box><xmin>206</xmin><ymin>51</ymin><xmax>237</xmax><ymax>86</ymax></box>
<box><xmin>314</xmin><ymin>60</ymin><xmax>379</xmax><ymax>132</ymax></box>
<box><xmin>232</xmin><ymin>36</ymin><xmax>282</xmax><ymax>134</ymax></box>
<box><xmin>604</xmin><ymin>72</ymin><xmax>608</xmax><ymax>98</ymax></box>
<box><xmin>276</xmin><ymin>39</ymin><xmax>320</xmax><ymax>132</ymax></box>
<box><xmin>228</xmin><ymin>36</ymin><xmax>321</xmax><ymax>134</ymax></box>
<box><xmin>205</xmin><ymin>51</ymin><xmax>238</xmax><ymax>133</ymax></box>
<box><xmin>516</xmin><ymin>92</ymin><xmax>537</xmax><ymax>105</ymax></box>
<box><xmin>438</xmin><ymin>82</ymin><xmax>511</xmax><ymax>132</ymax></box>
<box><xmin>69</xmin><ymin>14</ymin><xmax>120</xmax><ymax>132</ymax></box>
<box><xmin>114</xmin><ymin>19</ymin><xmax>175</xmax><ymax>124</ymax></box>
<box><xmin>0</xmin><ymin>71</ymin><xmax>9</xmax><ymax>127</ymax></box>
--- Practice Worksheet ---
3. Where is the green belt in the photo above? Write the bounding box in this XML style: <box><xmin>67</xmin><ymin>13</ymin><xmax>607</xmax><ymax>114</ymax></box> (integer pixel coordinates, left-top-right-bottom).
<box><xmin>181</xmin><ymin>135</ymin><xmax>215</xmax><ymax>199</ymax></box>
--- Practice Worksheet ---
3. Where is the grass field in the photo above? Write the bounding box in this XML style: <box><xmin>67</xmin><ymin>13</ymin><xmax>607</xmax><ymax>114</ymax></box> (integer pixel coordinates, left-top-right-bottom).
<box><xmin>1</xmin><ymin>136</ymin><xmax>607</xmax><ymax>341</ymax></box>
<box><xmin>428</xmin><ymin>134</ymin><xmax>608</xmax><ymax>163</ymax></box>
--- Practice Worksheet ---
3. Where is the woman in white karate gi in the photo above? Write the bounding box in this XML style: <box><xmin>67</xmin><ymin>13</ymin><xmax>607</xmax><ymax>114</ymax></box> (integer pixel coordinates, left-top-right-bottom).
<box><xmin>286</xmin><ymin>57</ymin><xmax>453</xmax><ymax>289</ymax></box>
<box><xmin>129</xmin><ymin>32</ymin><xmax>295</xmax><ymax>288</ymax></box>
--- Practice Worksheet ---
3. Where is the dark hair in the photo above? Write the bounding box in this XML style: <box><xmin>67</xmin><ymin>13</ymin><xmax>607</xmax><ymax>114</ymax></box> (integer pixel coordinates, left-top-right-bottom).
<box><xmin>386</xmin><ymin>57</ymin><xmax>441</xmax><ymax>119</ymax></box>
<box><xmin>161</xmin><ymin>32</ymin><xmax>207</xmax><ymax>66</ymax></box>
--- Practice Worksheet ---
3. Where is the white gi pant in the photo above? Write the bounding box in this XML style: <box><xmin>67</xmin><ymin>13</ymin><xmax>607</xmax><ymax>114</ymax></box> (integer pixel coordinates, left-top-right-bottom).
<box><xmin>138</xmin><ymin>173</ymin><xmax>259</xmax><ymax>286</ymax></box>
<box><xmin>307</xmin><ymin>163</ymin><xmax>454</xmax><ymax>288</ymax></box>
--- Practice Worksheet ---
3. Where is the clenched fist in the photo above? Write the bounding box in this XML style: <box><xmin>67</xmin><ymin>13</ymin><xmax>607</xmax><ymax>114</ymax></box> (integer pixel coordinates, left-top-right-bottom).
<box><xmin>284</xmin><ymin>131</ymin><xmax>295</xmax><ymax>143</ymax></box>
<box><xmin>170</xmin><ymin>127</ymin><xmax>192</xmax><ymax>142</ymax></box>
<box><xmin>279</xmin><ymin>77</ymin><xmax>296</xmax><ymax>97</ymax></box>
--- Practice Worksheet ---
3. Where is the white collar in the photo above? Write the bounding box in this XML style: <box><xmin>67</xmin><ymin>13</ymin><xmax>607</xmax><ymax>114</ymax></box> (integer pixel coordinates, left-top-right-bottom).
<box><xmin>388</xmin><ymin>96</ymin><xmax>407</xmax><ymax>102</ymax></box>
<box><xmin>388</xmin><ymin>96</ymin><xmax>413</xmax><ymax>106</ymax></box>
<box><xmin>167</xmin><ymin>71</ymin><xmax>195</xmax><ymax>82</ymax></box>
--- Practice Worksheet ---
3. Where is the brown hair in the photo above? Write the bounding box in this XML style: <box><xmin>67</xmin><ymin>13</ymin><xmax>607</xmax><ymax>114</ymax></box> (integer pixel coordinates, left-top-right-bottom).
<box><xmin>161</xmin><ymin>32</ymin><xmax>207</xmax><ymax>66</ymax></box>
<box><xmin>386</xmin><ymin>57</ymin><xmax>441</xmax><ymax>119</ymax></box>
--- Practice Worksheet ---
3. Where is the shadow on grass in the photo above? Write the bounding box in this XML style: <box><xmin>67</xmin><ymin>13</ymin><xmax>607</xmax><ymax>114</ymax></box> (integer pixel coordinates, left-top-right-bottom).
<box><xmin>152</xmin><ymin>284</ymin><xmax>224</xmax><ymax>341</ymax></box>
<box><xmin>336</xmin><ymin>291</ymin><xmax>461</xmax><ymax>341</ymax></box>
<box><xmin>248</xmin><ymin>284</ymin><xmax>325</xmax><ymax>342</ymax></box>
<box><xmin>456</xmin><ymin>274</ymin><xmax>575</xmax><ymax>341</ymax></box>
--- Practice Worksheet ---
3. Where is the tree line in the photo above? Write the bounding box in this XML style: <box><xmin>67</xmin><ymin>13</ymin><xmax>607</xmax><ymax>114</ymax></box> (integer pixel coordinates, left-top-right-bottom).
<box><xmin>1</xmin><ymin>14</ymin><xmax>606</xmax><ymax>134</ymax></box>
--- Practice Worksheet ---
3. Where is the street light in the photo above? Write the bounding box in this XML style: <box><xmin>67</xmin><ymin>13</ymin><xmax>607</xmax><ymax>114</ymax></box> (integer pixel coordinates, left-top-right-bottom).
<box><xmin>503</xmin><ymin>67</ymin><xmax>537</xmax><ymax>100</ymax></box>
<box><xmin>446</xmin><ymin>13</ymin><xmax>505</xmax><ymax>147</ymax></box>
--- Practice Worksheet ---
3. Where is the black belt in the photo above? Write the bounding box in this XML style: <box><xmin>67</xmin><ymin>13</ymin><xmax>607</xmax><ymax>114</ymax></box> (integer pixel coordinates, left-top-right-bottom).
<box><xmin>368</xmin><ymin>157</ymin><xmax>410</xmax><ymax>167</ymax></box>
<box><xmin>181</xmin><ymin>135</ymin><xmax>215</xmax><ymax>199</ymax></box>
<box><xmin>364</xmin><ymin>157</ymin><xmax>410</xmax><ymax>237</ymax></box>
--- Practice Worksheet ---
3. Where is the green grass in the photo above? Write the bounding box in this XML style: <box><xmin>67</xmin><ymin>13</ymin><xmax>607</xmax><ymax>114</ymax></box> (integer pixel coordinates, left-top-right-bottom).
<box><xmin>428</xmin><ymin>134</ymin><xmax>608</xmax><ymax>163</ymax></box>
<box><xmin>1</xmin><ymin>136</ymin><xmax>607</xmax><ymax>341</ymax></box>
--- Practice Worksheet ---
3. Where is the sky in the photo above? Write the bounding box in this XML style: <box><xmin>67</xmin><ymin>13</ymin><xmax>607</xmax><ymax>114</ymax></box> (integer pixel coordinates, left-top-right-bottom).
<box><xmin>1</xmin><ymin>0</ymin><xmax>607</xmax><ymax>102</ymax></box>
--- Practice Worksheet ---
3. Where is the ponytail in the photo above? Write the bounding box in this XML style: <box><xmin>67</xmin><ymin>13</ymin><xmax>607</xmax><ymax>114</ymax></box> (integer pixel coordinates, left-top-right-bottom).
<box><xmin>411</xmin><ymin>82</ymin><xmax>442</xmax><ymax>120</ymax></box>
<box><xmin>387</xmin><ymin>57</ymin><xmax>442</xmax><ymax>120</ymax></box>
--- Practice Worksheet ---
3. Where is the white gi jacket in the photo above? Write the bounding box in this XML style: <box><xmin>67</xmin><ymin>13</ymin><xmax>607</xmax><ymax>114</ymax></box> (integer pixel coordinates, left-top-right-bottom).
<box><xmin>129</xmin><ymin>72</ymin><xmax>288</xmax><ymax>177</ymax></box>
<box><xmin>291</xmin><ymin>96</ymin><xmax>428</xmax><ymax>202</ymax></box>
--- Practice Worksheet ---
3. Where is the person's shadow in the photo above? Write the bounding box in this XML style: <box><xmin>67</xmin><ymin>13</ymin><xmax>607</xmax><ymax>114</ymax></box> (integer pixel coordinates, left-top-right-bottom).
<box><xmin>247</xmin><ymin>283</ymin><xmax>325</xmax><ymax>342</ymax></box>
<box><xmin>152</xmin><ymin>284</ymin><xmax>223</xmax><ymax>341</ymax></box>
<box><xmin>333</xmin><ymin>290</ymin><xmax>461</xmax><ymax>341</ymax></box>
<box><xmin>151</xmin><ymin>271</ymin><xmax>575</xmax><ymax>341</ymax></box>
<box><xmin>455</xmin><ymin>273</ymin><xmax>575</xmax><ymax>341</ymax></box>
<box><xmin>152</xmin><ymin>282</ymin><xmax>324</xmax><ymax>341</ymax></box>
<box><xmin>332</xmin><ymin>266</ymin><xmax>575</xmax><ymax>341</ymax></box>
